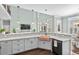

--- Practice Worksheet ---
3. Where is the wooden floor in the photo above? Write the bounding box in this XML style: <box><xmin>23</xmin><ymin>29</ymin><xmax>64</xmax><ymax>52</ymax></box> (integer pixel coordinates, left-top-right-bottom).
<box><xmin>16</xmin><ymin>49</ymin><xmax>53</xmax><ymax>55</ymax></box>
<box><xmin>72</xmin><ymin>45</ymin><xmax>79</xmax><ymax>54</ymax></box>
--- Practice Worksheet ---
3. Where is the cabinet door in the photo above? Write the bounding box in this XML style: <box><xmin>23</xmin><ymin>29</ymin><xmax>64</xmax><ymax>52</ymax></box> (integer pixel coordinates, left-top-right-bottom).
<box><xmin>25</xmin><ymin>38</ymin><xmax>38</xmax><ymax>51</ymax></box>
<box><xmin>25</xmin><ymin>39</ymin><xmax>32</xmax><ymax>51</ymax></box>
<box><xmin>62</xmin><ymin>41</ymin><xmax>70</xmax><ymax>55</ymax></box>
<box><xmin>12</xmin><ymin>39</ymin><xmax>24</xmax><ymax>54</ymax></box>
<box><xmin>0</xmin><ymin>44</ymin><xmax>1</xmax><ymax>55</ymax></box>
<box><xmin>30</xmin><ymin>38</ymin><xmax>38</xmax><ymax>49</ymax></box>
<box><xmin>38</xmin><ymin>39</ymin><xmax>52</xmax><ymax>50</ymax></box>
<box><xmin>0</xmin><ymin>41</ymin><xmax>12</xmax><ymax>55</ymax></box>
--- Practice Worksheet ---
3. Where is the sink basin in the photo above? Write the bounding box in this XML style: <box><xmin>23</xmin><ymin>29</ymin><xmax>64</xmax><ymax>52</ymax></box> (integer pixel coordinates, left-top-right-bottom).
<box><xmin>39</xmin><ymin>35</ymin><xmax>49</xmax><ymax>41</ymax></box>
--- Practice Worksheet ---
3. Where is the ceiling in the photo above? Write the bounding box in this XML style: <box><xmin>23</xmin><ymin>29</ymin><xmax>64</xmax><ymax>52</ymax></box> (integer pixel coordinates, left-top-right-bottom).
<box><xmin>10</xmin><ymin>4</ymin><xmax>79</xmax><ymax>16</ymax></box>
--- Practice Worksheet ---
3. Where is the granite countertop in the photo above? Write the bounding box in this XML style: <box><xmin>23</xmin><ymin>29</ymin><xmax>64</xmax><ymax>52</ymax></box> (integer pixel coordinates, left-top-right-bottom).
<box><xmin>49</xmin><ymin>36</ymin><xmax>71</xmax><ymax>41</ymax></box>
<box><xmin>0</xmin><ymin>35</ymin><xmax>41</xmax><ymax>41</ymax></box>
<box><xmin>0</xmin><ymin>34</ymin><xmax>71</xmax><ymax>41</ymax></box>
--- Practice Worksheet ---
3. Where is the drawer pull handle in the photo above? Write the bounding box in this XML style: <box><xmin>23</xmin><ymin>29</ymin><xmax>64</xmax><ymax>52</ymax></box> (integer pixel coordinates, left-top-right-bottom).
<box><xmin>18</xmin><ymin>49</ymin><xmax>20</xmax><ymax>51</ymax></box>
<box><xmin>31</xmin><ymin>41</ymin><xmax>33</xmax><ymax>44</ymax></box>
<box><xmin>0</xmin><ymin>46</ymin><xmax>1</xmax><ymax>49</ymax></box>
<box><xmin>18</xmin><ymin>44</ymin><xmax>20</xmax><ymax>46</ymax></box>
<box><xmin>43</xmin><ymin>42</ymin><xmax>45</xmax><ymax>44</ymax></box>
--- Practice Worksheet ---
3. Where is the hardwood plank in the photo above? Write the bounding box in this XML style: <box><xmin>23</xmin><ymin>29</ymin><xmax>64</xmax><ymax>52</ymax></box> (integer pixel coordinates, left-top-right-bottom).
<box><xmin>15</xmin><ymin>48</ymin><xmax>53</xmax><ymax>55</ymax></box>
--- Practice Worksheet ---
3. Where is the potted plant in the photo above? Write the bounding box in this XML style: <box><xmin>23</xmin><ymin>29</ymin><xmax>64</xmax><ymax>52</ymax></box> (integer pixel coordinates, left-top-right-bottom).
<box><xmin>0</xmin><ymin>28</ymin><xmax>5</xmax><ymax>34</ymax></box>
<box><xmin>33</xmin><ymin>29</ymin><xmax>35</xmax><ymax>32</ymax></box>
<box><xmin>13</xmin><ymin>28</ymin><xmax>16</xmax><ymax>33</ymax></box>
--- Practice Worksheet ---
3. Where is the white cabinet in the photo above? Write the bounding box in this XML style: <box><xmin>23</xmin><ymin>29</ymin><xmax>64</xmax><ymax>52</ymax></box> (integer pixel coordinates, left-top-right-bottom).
<box><xmin>25</xmin><ymin>37</ymin><xmax>38</xmax><ymax>51</ymax></box>
<box><xmin>12</xmin><ymin>39</ymin><xmax>24</xmax><ymax>54</ymax></box>
<box><xmin>54</xmin><ymin>16</ymin><xmax>62</xmax><ymax>33</ymax></box>
<box><xmin>38</xmin><ymin>39</ymin><xmax>52</xmax><ymax>50</ymax></box>
<box><xmin>0</xmin><ymin>46</ymin><xmax>1</xmax><ymax>55</ymax></box>
<box><xmin>62</xmin><ymin>40</ymin><xmax>71</xmax><ymax>55</ymax></box>
<box><xmin>0</xmin><ymin>41</ymin><xmax>12</xmax><ymax>55</ymax></box>
<box><xmin>25</xmin><ymin>38</ymin><xmax>32</xmax><ymax>50</ymax></box>
<box><xmin>30</xmin><ymin>37</ymin><xmax>38</xmax><ymax>49</ymax></box>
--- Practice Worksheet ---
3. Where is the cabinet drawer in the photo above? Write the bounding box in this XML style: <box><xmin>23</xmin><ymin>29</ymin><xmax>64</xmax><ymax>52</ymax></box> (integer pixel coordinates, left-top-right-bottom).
<box><xmin>39</xmin><ymin>41</ymin><xmax>51</xmax><ymax>45</ymax></box>
<box><xmin>1</xmin><ymin>41</ymin><xmax>12</xmax><ymax>45</ymax></box>
<box><xmin>13</xmin><ymin>40</ymin><xmax>24</xmax><ymax>44</ymax></box>
<box><xmin>38</xmin><ymin>40</ymin><xmax>52</xmax><ymax>50</ymax></box>
<box><xmin>1</xmin><ymin>48</ymin><xmax>12</xmax><ymax>55</ymax></box>
<box><xmin>13</xmin><ymin>42</ymin><xmax>24</xmax><ymax>46</ymax></box>
<box><xmin>12</xmin><ymin>40</ymin><xmax>24</xmax><ymax>54</ymax></box>
<box><xmin>13</xmin><ymin>47</ymin><xmax>24</xmax><ymax>53</ymax></box>
<box><xmin>13</xmin><ymin>40</ymin><xmax>24</xmax><ymax>49</ymax></box>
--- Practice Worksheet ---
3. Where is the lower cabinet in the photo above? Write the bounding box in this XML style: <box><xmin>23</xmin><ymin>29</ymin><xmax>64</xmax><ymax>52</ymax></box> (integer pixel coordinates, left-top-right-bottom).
<box><xmin>25</xmin><ymin>37</ymin><xmax>38</xmax><ymax>51</ymax></box>
<box><xmin>0</xmin><ymin>37</ymin><xmax>52</xmax><ymax>55</ymax></box>
<box><xmin>0</xmin><ymin>41</ymin><xmax>12</xmax><ymax>55</ymax></box>
<box><xmin>25</xmin><ymin>38</ymin><xmax>32</xmax><ymax>50</ymax></box>
<box><xmin>12</xmin><ymin>39</ymin><xmax>25</xmax><ymax>54</ymax></box>
<box><xmin>38</xmin><ymin>39</ymin><xmax>52</xmax><ymax>50</ymax></box>
<box><xmin>30</xmin><ymin>38</ymin><xmax>38</xmax><ymax>49</ymax></box>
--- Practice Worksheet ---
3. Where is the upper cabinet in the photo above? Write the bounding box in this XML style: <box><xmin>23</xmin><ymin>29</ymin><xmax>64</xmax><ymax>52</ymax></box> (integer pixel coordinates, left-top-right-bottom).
<box><xmin>61</xmin><ymin>15</ymin><xmax>79</xmax><ymax>35</ymax></box>
<box><xmin>67</xmin><ymin>16</ymin><xmax>79</xmax><ymax>34</ymax></box>
<box><xmin>37</xmin><ymin>13</ymin><xmax>54</xmax><ymax>33</ymax></box>
<box><xmin>54</xmin><ymin>16</ymin><xmax>63</xmax><ymax>33</ymax></box>
<box><xmin>10</xmin><ymin>6</ymin><xmax>54</xmax><ymax>33</ymax></box>
<box><xmin>62</xmin><ymin>17</ymin><xmax>69</xmax><ymax>34</ymax></box>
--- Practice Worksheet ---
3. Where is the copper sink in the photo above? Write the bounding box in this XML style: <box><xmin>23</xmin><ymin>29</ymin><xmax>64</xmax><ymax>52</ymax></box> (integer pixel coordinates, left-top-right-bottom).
<box><xmin>39</xmin><ymin>35</ymin><xmax>49</xmax><ymax>41</ymax></box>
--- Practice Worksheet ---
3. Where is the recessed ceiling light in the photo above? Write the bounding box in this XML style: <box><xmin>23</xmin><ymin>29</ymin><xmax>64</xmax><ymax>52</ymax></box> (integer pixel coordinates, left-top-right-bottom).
<box><xmin>45</xmin><ymin>9</ymin><xmax>47</xmax><ymax>11</ymax></box>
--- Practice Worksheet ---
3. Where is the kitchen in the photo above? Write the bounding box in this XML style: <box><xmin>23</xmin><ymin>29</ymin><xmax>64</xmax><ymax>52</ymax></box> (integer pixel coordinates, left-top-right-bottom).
<box><xmin>0</xmin><ymin>4</ymin><xmax>79</xmax><ymax>55</ymax></box>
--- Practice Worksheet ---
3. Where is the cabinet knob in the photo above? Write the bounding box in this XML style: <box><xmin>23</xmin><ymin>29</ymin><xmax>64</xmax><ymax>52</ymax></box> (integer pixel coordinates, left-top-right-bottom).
<box><xmin>17</xmin><ymin>44</ymin><xmax>20</xmax><ymax>46</ymax></box>
<box><xmin>43</xmin><ymin>42</ymin><xmax>45</xmax><ymax>44</ymax></box>
<box><xmin>17</xmin><ymin>49</ymin><xmax>20</xmax><ymax>51</ymax></box>
<box><xmin>31</xmin><ymin>41</ymin><xmax>33</xmax><ymax>44</ymax></box>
